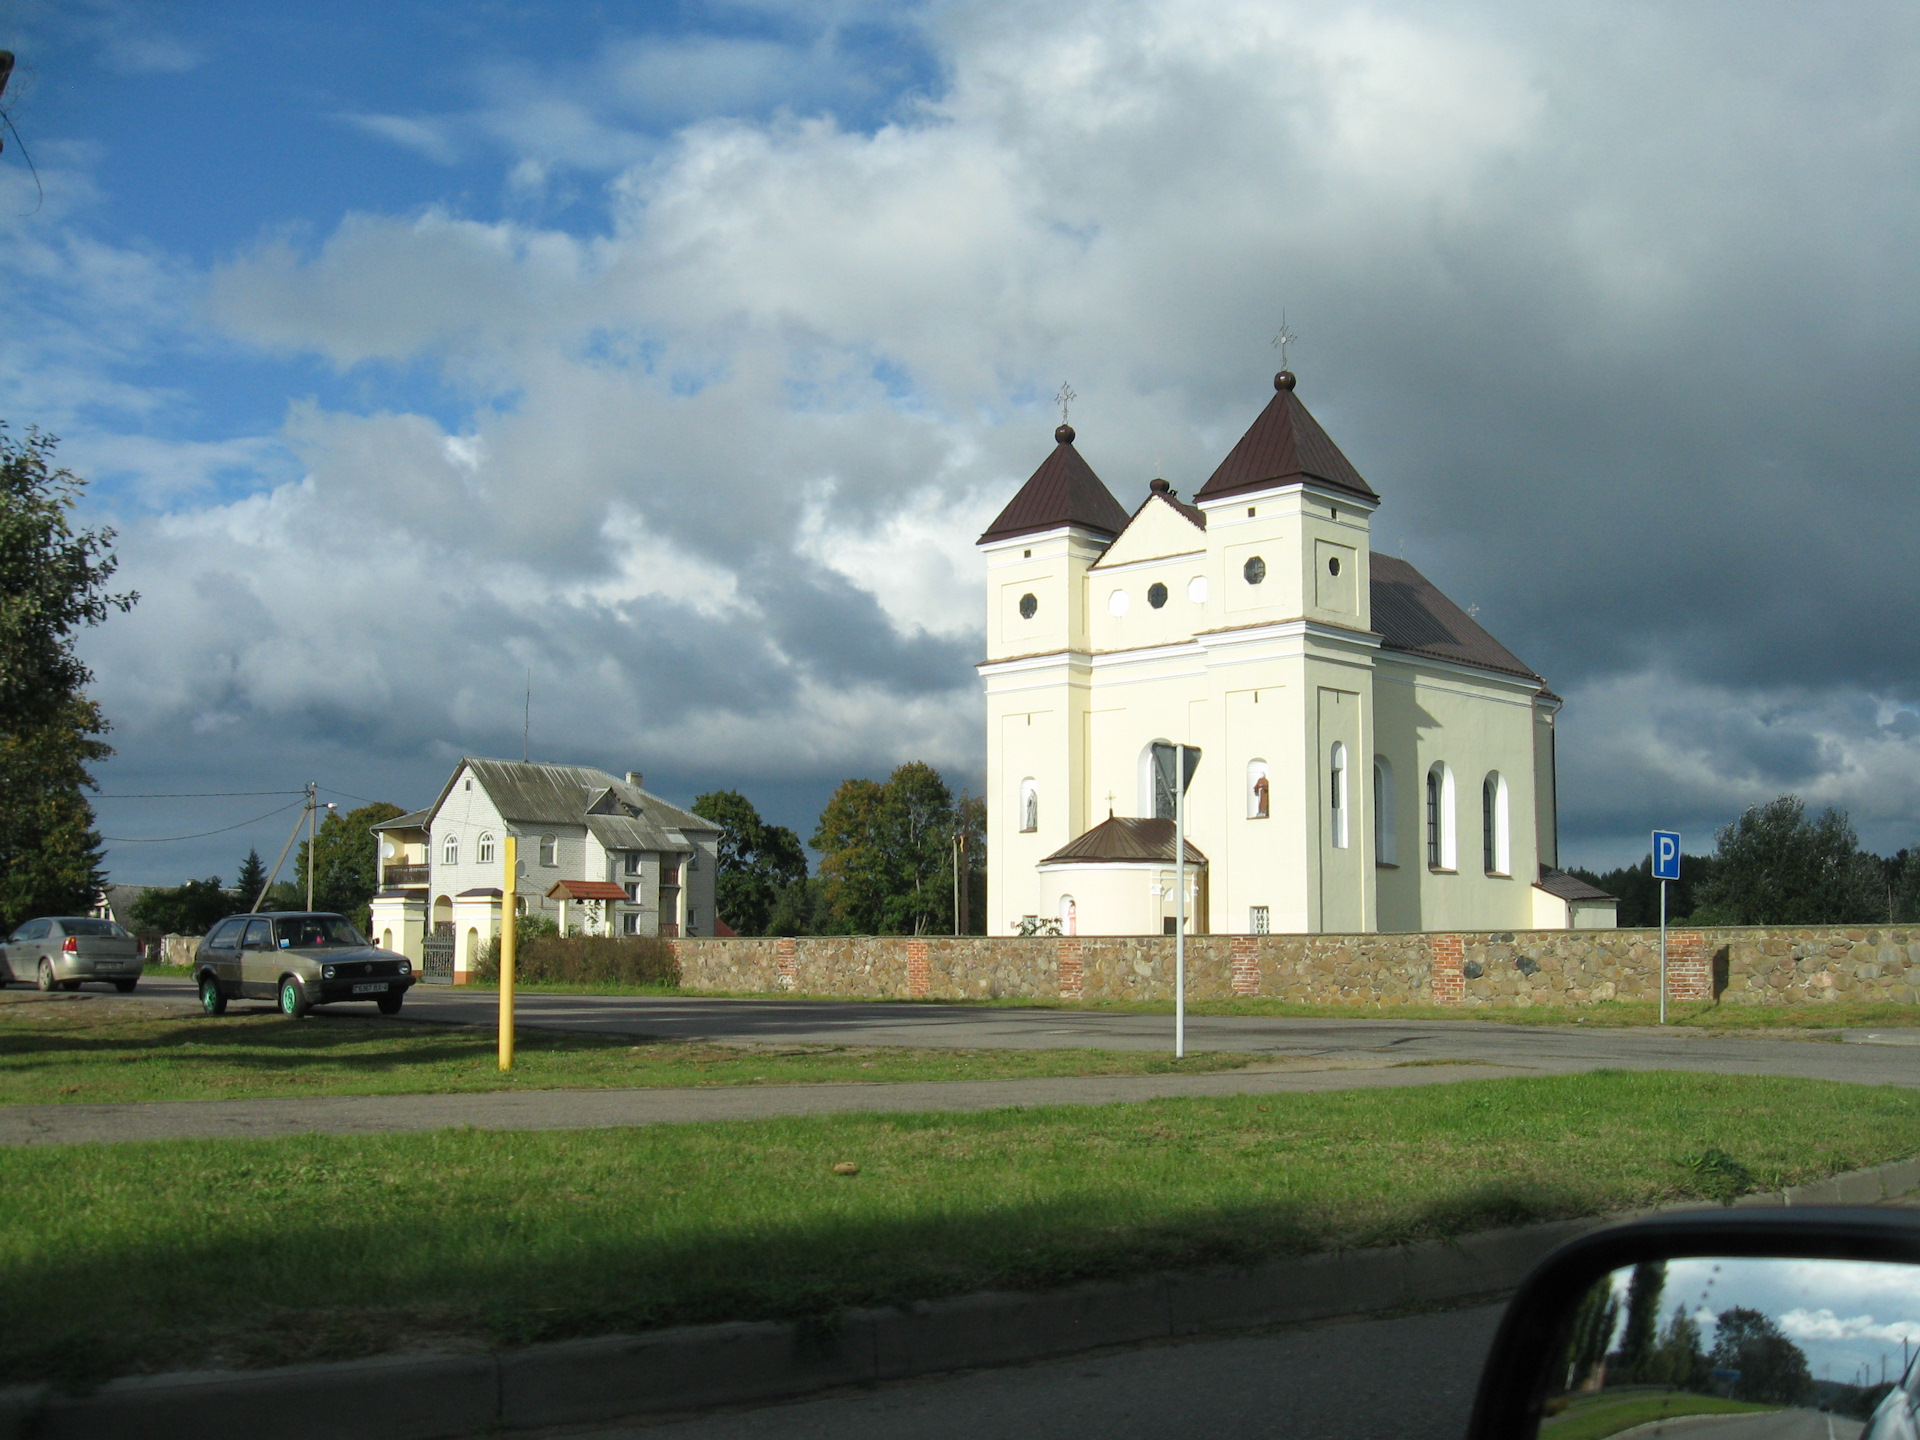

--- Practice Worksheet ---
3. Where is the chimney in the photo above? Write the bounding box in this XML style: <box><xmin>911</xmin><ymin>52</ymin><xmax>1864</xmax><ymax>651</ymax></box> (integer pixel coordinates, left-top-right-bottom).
<box><xmin>625</xmin><ymin>771</ymin><xmax>643</xmax><ymax>790</ymax></box>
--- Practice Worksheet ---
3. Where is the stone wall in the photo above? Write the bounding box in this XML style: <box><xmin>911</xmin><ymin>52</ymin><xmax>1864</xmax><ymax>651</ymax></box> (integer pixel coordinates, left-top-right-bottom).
<box><xmin>671</xmin><ymin>926</ymin><xmax>1920</xmax><ymax>1008</ymax></box>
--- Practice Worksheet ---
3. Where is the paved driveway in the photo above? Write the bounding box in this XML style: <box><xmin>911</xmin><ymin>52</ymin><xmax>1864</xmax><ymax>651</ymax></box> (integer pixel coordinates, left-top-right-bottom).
<box><xmin>130</xmin><ymin>976</ymin><xmax>1920</xmax><ymax>1086</ymax></box>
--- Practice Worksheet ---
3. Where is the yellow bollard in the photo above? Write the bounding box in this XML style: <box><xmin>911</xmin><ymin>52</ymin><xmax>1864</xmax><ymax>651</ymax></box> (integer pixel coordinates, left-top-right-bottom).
<box><xmin>499</xmin><ymin>834</ymin><xmax>516</xmax><ymax>1071</ymax></box>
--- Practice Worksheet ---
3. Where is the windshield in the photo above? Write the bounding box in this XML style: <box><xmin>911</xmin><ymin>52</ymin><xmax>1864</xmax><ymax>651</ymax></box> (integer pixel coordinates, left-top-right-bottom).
<box><xmin>271</xmin><ymin>916</ymin><xmax>366</xmax><ymax>949</ymax></box>
<box><xmin>60</xmin><ymin>919</ymin><xmax>130</xmax><ymax>938</ymax></box>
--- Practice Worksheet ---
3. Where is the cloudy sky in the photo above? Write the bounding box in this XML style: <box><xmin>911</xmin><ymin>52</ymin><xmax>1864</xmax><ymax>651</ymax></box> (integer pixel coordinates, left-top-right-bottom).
<box><xmin>3</xmin><ymin>0</ymin><xmax>1916</xmax><ymax>884</ymax></box>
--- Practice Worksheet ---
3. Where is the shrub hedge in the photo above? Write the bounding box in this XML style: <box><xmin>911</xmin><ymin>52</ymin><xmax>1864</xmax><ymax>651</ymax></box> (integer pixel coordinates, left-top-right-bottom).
<box><xmin>474</xmin><ymin>933</ymin><xmax>679</xmax><ymax>987</ymax></box>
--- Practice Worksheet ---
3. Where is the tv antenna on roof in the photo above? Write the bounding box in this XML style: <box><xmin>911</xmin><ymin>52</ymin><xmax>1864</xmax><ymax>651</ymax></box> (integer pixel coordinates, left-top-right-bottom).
<box><xmin>1271</xmin><ymin>312</ymin><xmax>1298</xmax><ymax>372</ymax></box>
<box><xmin>1054</xmin><ymin>382</ymin><xmax>1076</xmax><ymax>426</ymax></box>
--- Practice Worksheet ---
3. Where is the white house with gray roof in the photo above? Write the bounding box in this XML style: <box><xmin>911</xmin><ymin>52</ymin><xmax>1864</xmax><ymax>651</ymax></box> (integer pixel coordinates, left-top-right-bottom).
<box><xmin>368</xmin><ymin>759</ymin><xmax>719</xmax><ymax>979</ymax></box>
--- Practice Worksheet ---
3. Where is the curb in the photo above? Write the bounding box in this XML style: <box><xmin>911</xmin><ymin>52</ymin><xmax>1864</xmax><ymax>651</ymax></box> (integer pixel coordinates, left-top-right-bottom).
<box><xmin>8</xmin><ymin>1154</ymin><xmax>1919</xmax><ymax>1440</ymax></box>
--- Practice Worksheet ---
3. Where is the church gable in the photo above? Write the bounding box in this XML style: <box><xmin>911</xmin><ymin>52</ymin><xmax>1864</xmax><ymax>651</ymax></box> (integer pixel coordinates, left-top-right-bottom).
<box><xmin>1090</xmin><ymin>486</ymin><xmax>1207</xmax><ymax>570</ymax></box>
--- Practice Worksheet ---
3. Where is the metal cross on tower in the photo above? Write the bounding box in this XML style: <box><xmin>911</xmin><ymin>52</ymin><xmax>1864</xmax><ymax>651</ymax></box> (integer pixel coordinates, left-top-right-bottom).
<box><xmin>1271</xmin><ymin>313</ymin><xmax>1298</xmax><ymax>370</ymax></box>
<box><xmin>1054</xmin><ymin>382</ymin><xmax>1076</xmax><ymax>425</ymax></box>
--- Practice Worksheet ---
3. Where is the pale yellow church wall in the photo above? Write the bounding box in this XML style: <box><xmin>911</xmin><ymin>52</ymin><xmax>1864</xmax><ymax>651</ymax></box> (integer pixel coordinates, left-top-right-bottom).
<box><xmin>1371</xmin><ymin>655</ymin><xmax>1542</xmax><ymax>932</ymax></box>
<box><xmin>1217</xmin><ymin>678</ymin><xmax>1311</xmax><ymax>933</ymax></box>
<box><xmin>1037</xmin><ymin>861</ymin><xmax>1204</xmax><ymax>936</ymax></box>
<box><xmin>983</xmin><ymin>528</ymin><xmax>1106</xmax><ymax>663</ymax></box>
<box><xmin>1197</xmin><ymin>486</ymin><xmax>1377</xmax><ymax>638</ymax></box>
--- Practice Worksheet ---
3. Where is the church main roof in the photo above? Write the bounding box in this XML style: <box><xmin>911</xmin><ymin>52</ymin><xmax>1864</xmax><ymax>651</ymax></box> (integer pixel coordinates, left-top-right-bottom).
<box><xmin>1194</xmin><ymin>372</ymin><xmax>1378</xmax><ymax>504</ymax></box>
<box><xmin>978</xmin><ymin>424</ymin><xmax>1132</xmax><ymax>544</ymax></box>
<box><xmin>1370</xmin><ymin>555</ymin><xmax>1543</xmax><ymax>683</ymax></box>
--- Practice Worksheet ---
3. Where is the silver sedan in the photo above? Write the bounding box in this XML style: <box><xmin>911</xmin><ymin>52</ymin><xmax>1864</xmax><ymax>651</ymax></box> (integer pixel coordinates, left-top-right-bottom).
<box><xmin>2</xmin><ymin>916</ymin><xmax>145</xmax><ymax>992</ymax></box>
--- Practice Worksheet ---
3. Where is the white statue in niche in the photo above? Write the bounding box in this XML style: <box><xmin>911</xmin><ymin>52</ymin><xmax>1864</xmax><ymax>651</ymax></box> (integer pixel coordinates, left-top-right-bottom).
<box><xmin>1020</xmin><ymin>779</ymin><xmax>1038</xmax><ymax>832</ymax></box>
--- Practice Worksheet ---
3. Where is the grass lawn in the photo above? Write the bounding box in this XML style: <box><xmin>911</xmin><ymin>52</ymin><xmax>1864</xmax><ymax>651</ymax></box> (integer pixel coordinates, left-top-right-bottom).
<box><xmin>0</xmin><ymin>1000</ymin><xmax>1252</xmax><ymax>1106</ymax></box>
<box><xmin>1542</xmin><ymin>1390</ymin><xmax>1778</xmax><ymax>1440</ymax></box>
<box><xmin>4</xmin><ymin>1070</ymin><xmax>1918</xmax><ymax>1386</ymax></box>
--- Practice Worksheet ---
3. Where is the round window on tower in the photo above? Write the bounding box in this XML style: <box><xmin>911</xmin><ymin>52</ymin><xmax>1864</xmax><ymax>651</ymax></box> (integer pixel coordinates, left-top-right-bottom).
<box><xmin>1243</xmin><ymin>556</ymin><xmax>1267</xmax><ymax>585</ymax></box>
<box><xmin>1018</xmin><ymin>593</ymin><xmax>1037</xmax><ymax>620</ymax></box>
<box><xmin>1147</xmin><ymin>582</ymin><xmax>1168</xmax><ymax>609</ymax></box>
<box><xmin>1327</xmin><ymin>556</ymin><xmax>1341</xmax><ymax>577</ymax></box>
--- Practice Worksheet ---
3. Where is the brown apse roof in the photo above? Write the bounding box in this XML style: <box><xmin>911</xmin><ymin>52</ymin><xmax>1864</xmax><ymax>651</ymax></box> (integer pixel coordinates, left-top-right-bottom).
<box><xmin>1194</xmin><ymin>374</ymin><xmax>1378</xmax><ymax>504</ymax></box>
<box><xmin>1040</xmin><ymin>816</ymin><xmax>1208</xmax><ymax>866</ymax></box>
<box><xmin>1534</xmin><ymin>867</ymin><xmax>1618</xmax><ymax>903</ymax></box>
<box><xmin>1369</xmin><ymin>554</ymin><xmax>1543</xmax><ymax>684</ymax></box>
<box><xmin>978</xmin><ymin>426</ymin><xmax>1132</xmax><ymax>544</ymax></box>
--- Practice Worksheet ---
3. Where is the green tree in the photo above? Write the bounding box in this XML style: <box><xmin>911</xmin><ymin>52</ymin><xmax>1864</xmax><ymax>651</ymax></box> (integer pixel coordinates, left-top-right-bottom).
<box><xmin>1643</xmin><ymin>1303</ymin><xmax>1711</xmax><ymax>1392</ymax></box>
<box><xmin>234</xmin><ymin>848</ymin><xmax>268</xmax><ymax>909</ymax></box>
<box><xmin>1614</xmin><ymin>1262</ymin><xmax>1666</xmax><ymax>1381</ymax></box>
<box><xmin>1570</xmin><ymin>853</ymin><xmax>1719</xmax><ymax>927</ymax></box>
<box><xmin>812</xmin><ymin>762</ymin><xmax>976</xmax><ymax>935</ymax></box>
<box><xmin>1710</xmin><ymin>1307</ymin><xmax>1813</xmax><ymax>1406</ymax></box>
<box><xmin>130</xmin><ymin>877</ymin><xmax>231</xmax><ymax>935</ymax></box>
<box><xmin>0</xmin><ymin>426</ymin><xmax>134</xmax><ymax>931</ymax></box>
<box><xmin>690</xmin><ymin>789</ymin><xmax>807</xmax><ymax>936</ymax></box>
<box><xmin>1690</xmin><ymin>795</ymin><xmax>1884</xmax><ymax>925</ymax></box>
<box><xmin>293</xmin><ymin>802</ymin><xmax>405</xmax><ymax>928</ymax></box>
<box><xmin>1560</xmin><ymin>1277</ymin><xmax>1621</xmax><ymax>1394</ymax></box>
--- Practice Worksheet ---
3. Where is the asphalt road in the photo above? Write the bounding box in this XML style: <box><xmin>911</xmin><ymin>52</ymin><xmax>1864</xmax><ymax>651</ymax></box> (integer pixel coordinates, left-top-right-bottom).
<box><xmin>127</xmin><ymin>976</ymin><xmax>1920</xmax><ymax>1089</ymax></box>
<box><xmin>502</xmin><ymin>1301</ymin><xmax>1508</xmax><ymax>1440</ymax></box>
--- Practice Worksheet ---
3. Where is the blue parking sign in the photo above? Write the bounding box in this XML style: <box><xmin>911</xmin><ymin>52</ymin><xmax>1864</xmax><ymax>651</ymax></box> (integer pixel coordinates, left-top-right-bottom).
<box><xmin>1652</xmin><ymin>831</ymin><xmax>1682</xmax><ymax>881</ymax></box>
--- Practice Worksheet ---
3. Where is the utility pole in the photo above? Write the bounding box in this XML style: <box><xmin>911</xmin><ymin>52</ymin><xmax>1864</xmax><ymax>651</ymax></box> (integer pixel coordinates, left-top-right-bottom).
<box><xmin>305</xmin><ymin>782</ymin><xmax>318</xmax><ymax>910</ymax></box>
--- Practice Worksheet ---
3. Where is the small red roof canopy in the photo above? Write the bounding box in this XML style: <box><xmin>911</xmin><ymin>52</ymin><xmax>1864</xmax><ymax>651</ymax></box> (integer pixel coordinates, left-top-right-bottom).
<box><xmin>545</xmin><ymin>879</ymin><xmax>628</xmax><ymax>901</ymax></box>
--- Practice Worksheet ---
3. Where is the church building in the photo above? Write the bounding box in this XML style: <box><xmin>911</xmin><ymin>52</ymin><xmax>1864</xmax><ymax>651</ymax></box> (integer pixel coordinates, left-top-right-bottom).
<box><xmin>977</xmin><ymin>370</ymin><xmax>1616</xmax><ymax>937</ymax></box>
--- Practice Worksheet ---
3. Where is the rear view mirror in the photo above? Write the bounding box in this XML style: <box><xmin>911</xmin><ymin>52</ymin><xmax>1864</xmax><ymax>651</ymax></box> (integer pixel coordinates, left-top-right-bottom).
<box><xmin>1468</xmin><ymin>1210</ymin><xmax>1920</xmax><ymax>1440</ymax></box>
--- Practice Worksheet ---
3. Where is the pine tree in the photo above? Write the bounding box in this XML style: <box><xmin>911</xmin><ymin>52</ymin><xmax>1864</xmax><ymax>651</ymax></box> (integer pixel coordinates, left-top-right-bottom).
<box><xmin>234</xmin><ymin>848</ymin><xmax>268</xmax><ymax>908</ymax></box>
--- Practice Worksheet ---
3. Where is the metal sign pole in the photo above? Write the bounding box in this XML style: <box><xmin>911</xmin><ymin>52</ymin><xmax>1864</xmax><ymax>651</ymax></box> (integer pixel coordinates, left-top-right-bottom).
<box><xmin>499</xmin><ymin>835</ymin><xmax>517</xmax><ymax>1071</ymax></box>
<box><xmin>1659</xmin><ymin>877</ymin><xmax>1667</xmax><ymax>1026</ymax></box>
<box><xmin>1175</xmin><ymin>767</ymin><xmax>1186</xmax><ymax>1060</ymax></box>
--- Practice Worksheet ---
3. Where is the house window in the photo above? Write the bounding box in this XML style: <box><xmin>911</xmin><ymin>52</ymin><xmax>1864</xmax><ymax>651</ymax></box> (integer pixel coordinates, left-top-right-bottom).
<box><xmin>443</xmin><ymin>834</ymin><xmax>458</xmax><ymax>866</ymax></box>
<box><xmin>1162</xmin><ymin>916</ymin><xmax>1178</xmax><ymax>936</ymax></box>
<box><xmin>1020</xmin><ymin>778</ymin><xmax>1039</xmax><ymax>832</ymax></box>
<box><xmin>687</xmin><ymin>909</ymin><xmax>698</xmax><ymax>934</ymax></box>
<box><xmin>625</xmin><ymin>851</ymin><xmax>641</xmax><ymax>875</ymax></box>
<box><xmin>1250</xmin><ymin>905</ymin><xmax>1270</xmax><ymax>934</ymax></box>
<box><xmin>623</xmin><ymin>912</ymin><xmax>640</xmax><ymax>935</ymax></box>
<box><xmin>1374</xmin><ymin>757</ymin><xmax>1397</xmax><ymax>865</ymax></box>
<box><xmin>687</xmin><ymin>852</ymin><xmax>698</xmax><ymax>871</ymax></box>
<box><xmin>1329</xmin><ymin>743</ymin><xmax>1348</xmax><ymax>849</ymax></box>
<box><xmin>625</xmin><ymin>881</ymin><xmax>641</xmax><ymax>902</ymax></box>
<box><xmin>661</xmin><ymin>859</ymin><xmax>680</xmax><ymax>887</ymax></box>
<box><xmin>539</xmin><ymin>835</ymin><xmax>556</xmax><ymax>867</ymax></box>
<box><xmin>477</xmin><ymin>832</ymin><xmax>495</xmax><ymax>866</ymax></box>
<box><xmin>1427</xmin><ymin>762</ymin><xmax>1456</xmax><ymax>871</ymax></box>
<box><xmin>1483</xmin><ymin>772</ymin><xmax>1511</xmax><ymax>876</ymax></box>
<box><xmin>1247</xmin><ymin>760</ymin><xmax>1269</xmax><ymax>819</ymax></box>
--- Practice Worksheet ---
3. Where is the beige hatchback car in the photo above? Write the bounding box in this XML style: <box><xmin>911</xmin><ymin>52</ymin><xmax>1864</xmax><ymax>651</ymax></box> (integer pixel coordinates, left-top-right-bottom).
<box><xmin>193</xmin><ymin>911</ymin><xmax>414</xmax><ymax>1017</ymax></box>
<box><xmin>2</xmin><ymin>916</ymin><xmax>145</xmax><ymax>991</ymax></box>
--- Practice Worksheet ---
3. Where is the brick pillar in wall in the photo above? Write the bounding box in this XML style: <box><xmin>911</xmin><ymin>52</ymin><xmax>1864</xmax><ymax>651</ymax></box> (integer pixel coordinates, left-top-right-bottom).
<box><xmin>775</xmin><ymin>936</ymin><xmax>798</xmax><ymax>992</ymax></box>
<box><xmin>1230</xmin><ymin>937</ymin><xmax>1261</xmax><ymax>997</ymax></box>
<box><xmin>907</xmin><ymin>938</ymin><xmax>930</xmax><ymax>998</ymax></box>
<box><xmin>1432</xmin><ymin>934</ymin><xmax>1465</xmax><ymax>1004</ymax></box>
<box><xmin>1057</xmin><ymin>939</ymin><xmax>1084</xmax><ymax>1000</ymax></box>
<box><xmin>1668</xmin><ymin>930</ymin><xmax>1710</xmax><ymax>1002</ymax></box>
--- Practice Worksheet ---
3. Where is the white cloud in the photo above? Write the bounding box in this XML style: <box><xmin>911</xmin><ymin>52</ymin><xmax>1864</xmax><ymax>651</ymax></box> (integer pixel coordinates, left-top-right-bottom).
<box><xmin>1782</xmin><ymin>1308</ymin><xmax>1920</xmax><ymax>1344</ymax></box>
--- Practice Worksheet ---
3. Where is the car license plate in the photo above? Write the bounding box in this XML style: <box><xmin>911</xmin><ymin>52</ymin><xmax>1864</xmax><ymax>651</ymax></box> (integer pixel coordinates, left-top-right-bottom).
<box><xmin>97</xmin><ymin>962</ymin><xmax>122</xmax><ymax>972</ymax></box>
<box><xmin>352</xmin><ymin>982</ymin><xmax>389</xmax><ymax>994</ymax></box>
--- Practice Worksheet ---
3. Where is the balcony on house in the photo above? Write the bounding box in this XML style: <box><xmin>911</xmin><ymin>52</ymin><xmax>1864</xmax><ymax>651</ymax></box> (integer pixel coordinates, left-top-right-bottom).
<box><xmin>383</xmin><ymin>863</ymin><xmax>431</xmax><ymax>887</ymax></box>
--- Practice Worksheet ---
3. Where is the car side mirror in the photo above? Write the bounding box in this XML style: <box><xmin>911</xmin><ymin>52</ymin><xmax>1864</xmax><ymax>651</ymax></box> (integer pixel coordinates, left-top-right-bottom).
<box><xmin>1466</xmin><ymin>1208</ymin><xmax>1920</xmax><ymax>1440</ymax></box>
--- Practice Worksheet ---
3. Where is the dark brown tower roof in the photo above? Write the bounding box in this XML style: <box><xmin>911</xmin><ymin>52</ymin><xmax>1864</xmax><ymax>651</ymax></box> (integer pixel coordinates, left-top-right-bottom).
<box><xmin>978</xmin><ymin>424</ymin><xmax>1132</xmax><ymax>545</ymax></box>
<box><xmin>1040</xmin><ymin>816</ymin><xmax>1208</xmax><ymax>866</ymax></box>
<box><xmin>1194</xmin><ymin>373</ymin><xmax>1378</xmax><ymax>504</ymax></box>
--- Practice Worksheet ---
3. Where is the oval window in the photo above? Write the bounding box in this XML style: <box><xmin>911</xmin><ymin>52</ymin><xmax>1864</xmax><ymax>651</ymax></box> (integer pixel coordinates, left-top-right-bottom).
<box><xmin>1109</xmin><ymin>590</ymin><xmax>1130</xmax><ymax>617</ymax></box>
<box><xmin>1243</xmin><ymin>556</ymin><xmax>1266</xmax><ymax>585</ymax></box>
<box><xmin>1018</xmin><ymin>592</ymin><xmax>1037</xmax><ymax>619</ymax></box>
<box><xmin>1328</xmin><ymin>556</ymin><xmax>1341</xmax><ymax>577</ymax></box>
<box><xmin>1147</xmin><ymin>582</ymin><xmax>1168</xmax><ymax>609</ymax></box>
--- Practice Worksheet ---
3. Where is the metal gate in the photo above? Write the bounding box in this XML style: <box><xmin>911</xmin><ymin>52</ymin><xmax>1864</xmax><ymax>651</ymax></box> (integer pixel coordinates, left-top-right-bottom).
<box><xmin>421</xmin><ymin>926</ymin><xmax>455</xmax><ymax>986</ymax></box>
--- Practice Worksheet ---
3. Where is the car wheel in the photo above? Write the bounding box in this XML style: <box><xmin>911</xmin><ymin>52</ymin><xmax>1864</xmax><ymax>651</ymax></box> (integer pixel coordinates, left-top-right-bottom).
<box><xmin>278</xmin><ymin>975</ymin><xmax>310</xmax><ymax>1018</ymax></box>
<box><xmin>375</xmin><ymin>993</ymin><xmax>403</xmax><ymax>1015</ymax></box>
<box><xmin>198</xmin><ymin>976</ymin><xmax>227</xmax><ymax>1016</ymax></box>
<box><xmin>113</xmin><ymin>979</ymin><xmax>137</xmax><ymax>993</ymax></box>
<box><xmin>37</xmin><ymin>959</ymin><xmax>55</xmax><ymax>992</ymax></box>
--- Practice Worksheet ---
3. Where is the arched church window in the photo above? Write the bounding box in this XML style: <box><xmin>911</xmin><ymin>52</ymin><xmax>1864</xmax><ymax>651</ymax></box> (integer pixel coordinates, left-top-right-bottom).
<box><xmin>1483</xmin><ymin>772</ymin><xmax>1510</xmax><ymax>876</ymax></box>
<box><xmin>1427</xmin><ymin>762</ymin><xmax>1456</xmax><ymax>871</ymax></box>
<box><xmin>1142</xmin><ymin>742</ymin><xmax>1179</xmax><ymax>820</ymax></box>
<box><xmin>1247</xmin><ymin>760</ymin><xmax>1269</xmax><ymax>819</ymax></box>
<box><xmin>1018</xmin><ymin>593</ymin><xmax>1037</xmax><ymax>620</ymax></box>
<box><xmin>1374</xmin><ymin>757</ymin><xmax>1397</xmax><ymax>866</ymax></box>
<box><xmin>1019</xmin><ymin>779</ymin><xmax>1038</xmax><ymax>833</ymax></box>
<box><xmin>1243</xmin><ymin>556</ymin><xmax>1266</xmax><ymax>585</ymax></box>
<box><xmin>1329</xmin><ymin>744</ymin><xmax>1348</xmax><ymax>849</ymax></box>
<box><xmin>1148</xmin><ymin>582</ymin><xmax>1168</xmax><ymax>609</ymax></box>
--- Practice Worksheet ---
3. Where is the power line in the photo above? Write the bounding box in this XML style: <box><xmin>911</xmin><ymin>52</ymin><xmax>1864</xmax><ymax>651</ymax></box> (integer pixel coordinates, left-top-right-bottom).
<box><xmin>100</xmin><ymin>799</ymin><xmax>304</xmax><ymax>844</ymax></box>
<box><xmin>318</xmin><ymin>786</ymin><xmax>386</xmax><ymax>806</ymax></box>
<box><xmin>94</xmin><ymin>789</ymin><xmax>305</xmax><ymax>799</ymax></box>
